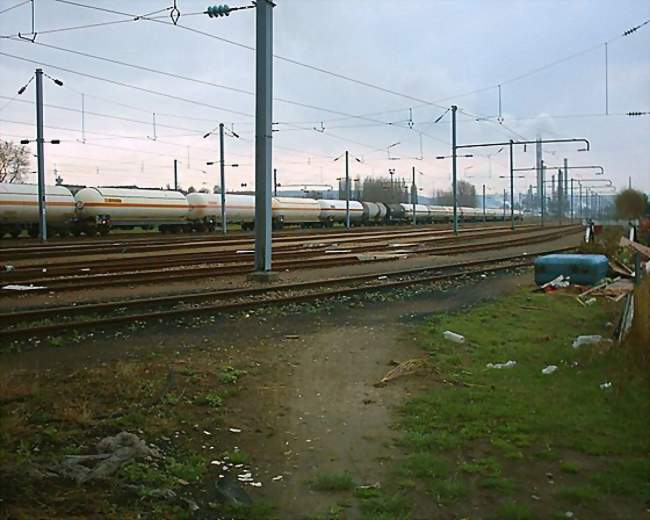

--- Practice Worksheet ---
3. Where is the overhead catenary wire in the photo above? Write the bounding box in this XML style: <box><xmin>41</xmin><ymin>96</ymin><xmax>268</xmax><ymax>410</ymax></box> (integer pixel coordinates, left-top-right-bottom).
<box><xmin>26</xmin><ymin>1</ymin><xmax>650</xmax><ymax>124</ymax></box>
<box><xmin>0</xmin><ymin>0</ymin><xmax>30</xmax><ymax>16</ymax></box>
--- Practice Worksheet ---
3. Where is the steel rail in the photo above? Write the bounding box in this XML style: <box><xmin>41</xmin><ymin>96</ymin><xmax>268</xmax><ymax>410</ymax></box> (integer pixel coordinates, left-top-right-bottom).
<box><xmin>0</xmin><ymin>247</ymin><xmax>577</xmax><ymax>339</ymax></box>
<box><xmin>0</xmin><ymin>222</ymin><xmax>534</xmax><ymax>261</ymax></box>
<box><xmin>1</xmin><ymin>227</ymin><xmax>579</xmax><ymax>292</ymax></box>
<box><xmin>2</xmin><ymin>224</ymin><xmax>554</xmax><ymax>280</ymax></box>
<box><xmin>0</xmin><ymin>226</ymin><xmax>566</xmax><ymax>296</ymax></box>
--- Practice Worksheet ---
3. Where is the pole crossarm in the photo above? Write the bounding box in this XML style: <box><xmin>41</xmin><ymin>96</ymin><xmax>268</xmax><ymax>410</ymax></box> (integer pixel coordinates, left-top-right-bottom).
<box><xmin>456</xmin><ymin>138</ymin><xmax>590</xmax><ymax>151</ymax></box>
<box><xmin>513</xmin><ymin>165</ymin><xmax>604</xmax><ymax>175</ymax></box>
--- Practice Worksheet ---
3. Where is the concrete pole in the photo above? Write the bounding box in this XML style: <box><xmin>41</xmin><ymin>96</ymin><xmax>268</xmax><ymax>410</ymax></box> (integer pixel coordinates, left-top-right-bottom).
<box><xmin>503</xmin><ymin>189</ymin><xmax>506</xmax><ymax>220</ymax></box>
<box><xmin>558</xmin><ymin>169</ymin><xmax>563</xmax><ymax>225</ymax></box>
<box><xmin>482</xmin><ymin>184</ymin><xmax>486</xmax><ymax>222</ymax></box>
<box><xmin>254</xmin><ymin>0</ymin><xmax>273</xmax><ymax>272</ymax></box>
<box><xmin>451</xmin><ymin>105</ymin><xmax>458</xmax><ymax>234</ymax></box>
<box><xmin>273</xmin><ymin>168</ymin><xmax>277</xmax><ymax>196</ymax></box>
<box><xmin>219</xmin><ymin>123</ymin><xmax>227</xmax><ymax>235</ymax></box>
<box><xmin>540</xmin><ymin>160</ymin><xmax>545</xmax><ymax>227</ymax></box>
<box><xmin>579</xmin><ymin>183</ymin><xmax>583</xmax><ymax>219</ymax></box>
<box><xmin>173</xmin><ymin>159</ymin><xmax>178</xmax><ymax>190</ymax></box>
<box><xmin>570</xmin><ymin>177</ymin><xmax>574</xmax><ymax>221</ymax></box>
<box><xmin>412</xmin><ymin>165</ymin><xmax>416</xmax><ymax>225</ymax></box>
<box><xmin>35</xmin><ymin>68</ymin><xmax>47</xmax><ymax>242</ymax></box>
<box><xmin>345</xmin><ymin>151</ymin><xmax>350</xmax><ymax>228</ymax></box>
<box><xmin>564</xmin><ymin>157</ymin><xmax>569</xmax><ymax>222</ymax></box>
<box><xmin>509</xmin><ymin>139</ymin><xmax>514</xmax><ymax>230</ymax></box>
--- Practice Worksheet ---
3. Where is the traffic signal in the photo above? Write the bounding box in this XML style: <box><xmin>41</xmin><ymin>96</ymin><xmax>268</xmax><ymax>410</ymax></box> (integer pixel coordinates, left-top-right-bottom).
<box><xmin>206</xmin><ymin>4</ymin><xmax>231</xmax><ymax>17</ymax></box>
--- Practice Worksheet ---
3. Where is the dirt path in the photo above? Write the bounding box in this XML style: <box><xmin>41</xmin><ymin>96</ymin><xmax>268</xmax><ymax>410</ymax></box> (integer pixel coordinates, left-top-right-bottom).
<box><xmin>236</xmin><ymin>271</ymin><xmax>530</xmax><ymax>518</ymax></box>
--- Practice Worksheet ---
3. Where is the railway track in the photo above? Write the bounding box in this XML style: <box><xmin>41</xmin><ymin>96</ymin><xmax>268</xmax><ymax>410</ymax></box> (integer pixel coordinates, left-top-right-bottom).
<box><xmin>0</xmin><ymin>247</ymin><xmax>576</xmax><ymax>340</ymax></box>
<box><xmin>1</xmin><ymin>224</ymin><xmax>563</xmax><ymax>280</ymax></box>
<box><xmin>0</xmin><ymin>222</ymin><xmax>536</xmax><ymax>261</ymax></box>
<box><xmin>0</xmin><ymin>226</ymin><xmax>580</xmax><ymax>292</ymax></box>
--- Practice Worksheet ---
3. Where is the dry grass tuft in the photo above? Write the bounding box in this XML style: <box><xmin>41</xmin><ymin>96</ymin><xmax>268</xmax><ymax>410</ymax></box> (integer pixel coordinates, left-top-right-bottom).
<box><xmin>57</xmin><ymin>400</ymin><xmax>94</xmax><ymax>426</ymax></box>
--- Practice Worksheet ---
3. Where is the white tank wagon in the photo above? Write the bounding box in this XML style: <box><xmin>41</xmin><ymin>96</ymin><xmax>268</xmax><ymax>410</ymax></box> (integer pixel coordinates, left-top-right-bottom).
<box><xmin>427</xmin><ymin>205</ymin><xmax>452</xmax><ymax>222</ymax></box>
<box><xmin>361</xmin><ymin>202</ymin><xmax>387</xmax><ymax>225</ymax></box>
<box><xmin>74</xmin><ymin>187</ymin><xmax>190</xmax><ymax>235</ymax></box>
<box><xmin>271</xmin><ymin>197</ymin><xmax>321</xmax><ymax>228</ymax></box>
<box><xmin>0</xmin><ymin>183</ymin><xmax>75</xmax><ymax>238</ymax></box>
<box><xmin>400</xmin><ymin>203</ymin><xmax>432</xmax><ymax>223</ymax></box>
<box><xmin>187</xmin><ymin>193</ymin><xmax>257</xmax><ymax>231</ymax></box>
<box><xmin>317</xmin><ymin>199</ymin><xmax>364</xmax><ymax>226</ymax></box>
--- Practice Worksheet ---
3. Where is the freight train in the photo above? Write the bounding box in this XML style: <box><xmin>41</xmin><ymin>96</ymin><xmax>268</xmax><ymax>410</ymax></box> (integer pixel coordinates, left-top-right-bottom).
<box><xmin>0</xmin><ymin>183</ymin><xmax>518</xmax><ymax>238</ymax></box>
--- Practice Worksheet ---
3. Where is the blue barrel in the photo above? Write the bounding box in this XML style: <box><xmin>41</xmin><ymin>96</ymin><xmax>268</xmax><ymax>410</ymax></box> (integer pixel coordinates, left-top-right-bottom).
<box><xmin>534</xmin><ymin>254</ymin><xmax>609</xmax><ymax>286</ymax></box>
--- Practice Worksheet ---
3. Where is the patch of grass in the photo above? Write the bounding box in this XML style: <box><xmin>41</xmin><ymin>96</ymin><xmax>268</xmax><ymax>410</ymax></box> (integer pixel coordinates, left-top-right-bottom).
<box><xmin>223</xmin><ymin>449</ymin><xmax>250</xmax><ymax>465</ymax></box>
<box><xmin>353</xmin><ymin>486</ymin><xmax>381</xmax><ymax>499</ymax></box>
<box><xmin>219</xmin><ymin>365</ymin><xmax>247</xmax><ymax>384</ymax></box>
<box><xmin>197</xmin><ymin>391</ymin><xmax>223</xmax><ymax>408</ymax></box>
<box><xmin>459</xmin><ymin>456</ymin><xmax>501</xmax><ymax>476</ymax></box>
<box><xmin>166</xmin><ymin>454</ymin><xmax>205</xmax><ymax>483</ymax></box>
<box><xmin>560</xmin><ymin>461</ymin><xmax>579</xmax><ymax>474</ymax></box>
<box><xmin>478</xmin><ymin>476</ymin><xmax>517</xmax><ymax>494</ymax></box>
<box><xmin>490</xmin><ymin>500</ymin><xmax>533</xmax><ymax>520</ymax></box>
<box><xmin>389</xmin><ymin>286</ymin><xmax>650</xmax><ymax>517</ymax></box>
<box><xmin>557</xmin><ymin>483</ymin><xmax>599</xmax><ymax>504</ymax></box>
<box><xmin>309</xmin><ymin>471</ymin><xmax>355</xmax><ymax>492</ymax></box>
<box><xmin>399</xmin><ymin>452</ymin><xmax>449</xmax><ymax>479</ymax></box>
<box><xmin>428</xmin><ymin>477</ymin><xmax>468</xmax><ymax>504</ymax></box>
<box><xmin>358</xmin><ymin>492</ymin><xmax>410</xmax><ymax>520</ymax></box>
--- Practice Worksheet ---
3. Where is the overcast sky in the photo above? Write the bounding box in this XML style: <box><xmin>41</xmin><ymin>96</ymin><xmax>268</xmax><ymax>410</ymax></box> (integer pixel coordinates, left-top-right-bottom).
<box><xmin>1</xmin><ymin>0</ymin><xmax>649</xmax><ymax>197</ymax></box>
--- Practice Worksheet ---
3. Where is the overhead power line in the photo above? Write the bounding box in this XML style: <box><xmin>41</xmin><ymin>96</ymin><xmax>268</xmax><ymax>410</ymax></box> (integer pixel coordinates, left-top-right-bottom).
<box><xmin>0</xmin><ymin>51</ymin><xmax>254</xmax><ymax>119</ymax></box>
<box><xmin>0</xmin><ymin>0</ymin><xmax>30</xmax><ymax>16</ymax></box>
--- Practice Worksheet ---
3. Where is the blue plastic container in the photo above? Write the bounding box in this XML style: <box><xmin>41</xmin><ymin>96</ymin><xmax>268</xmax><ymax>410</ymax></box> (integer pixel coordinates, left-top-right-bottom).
<box><xmin>534</xmin><ymin>254</ymin><xmax>609</xmax><ymax>286</ymax></box>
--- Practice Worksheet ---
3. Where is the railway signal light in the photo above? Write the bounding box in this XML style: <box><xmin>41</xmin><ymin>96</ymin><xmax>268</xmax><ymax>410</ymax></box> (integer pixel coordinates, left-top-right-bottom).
<box><xmin>206</xmin><ymin>4</ymin><xmax>231</xmax><ymax>17</ymax></box>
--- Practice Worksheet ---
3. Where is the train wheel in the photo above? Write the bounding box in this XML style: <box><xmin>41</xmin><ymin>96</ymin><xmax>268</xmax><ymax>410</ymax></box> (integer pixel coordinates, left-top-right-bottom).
<box><xmin>28</xmin><ymin>226</ymin><xmax>39</xmax><ymax>238</ymax></box>
<box><xmin>72</xmin><ymin>228</ymin><xmax>81</xmax><ymax>237</ymax></box>
<box><xmin>85</xmin><ymin>228</ymin><xmax>97</xmax><ymax>237</ymax></box>
<box><xmin>10</xmin><ymin>229</ymin><xmax>20</xmax><ymax>239</ymax></box>
<box><xmin>58</xmin><ymin>229</ymin><xmax>69</xmax><ymax>238</ymax></box>
<box><xmin>98</xmin><ymin>225</ymin><xmax>110</xmax><ymax>236</ymax></box>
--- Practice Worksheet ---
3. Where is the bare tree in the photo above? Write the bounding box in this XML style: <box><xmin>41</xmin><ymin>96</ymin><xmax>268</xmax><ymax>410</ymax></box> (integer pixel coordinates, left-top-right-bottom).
<box><xmin>0</xmin><ymin>140</ymin><xmax>30</xmax><ymax>183</ymax></box>
<box><xmin>434</xmin><ymin>180</ymin><xmax>477</xmax><ymax>207</ymax></box>
<box><xmin>615</xmin><ymin>189</ymin><xmax>647</xmax><ymax>220</ymax></box>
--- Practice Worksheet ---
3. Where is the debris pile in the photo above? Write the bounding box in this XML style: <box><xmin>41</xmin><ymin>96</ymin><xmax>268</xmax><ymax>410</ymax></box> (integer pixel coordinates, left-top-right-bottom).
<box><xmin>36</xmin><ymin>432</ymin><xmax>161</xmax><ymax>484</ymax></box>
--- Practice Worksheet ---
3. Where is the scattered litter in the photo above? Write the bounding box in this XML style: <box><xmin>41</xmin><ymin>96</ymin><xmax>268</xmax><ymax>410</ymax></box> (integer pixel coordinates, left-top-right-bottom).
<box><xmin>531</xmin><ymin>494</ymin><xmax>541</xmax><ymax>501</ymax></box>
<box><xmin>284</xmin><ymin>334</ymin><xmax>299</xmax><ymax>340</ymax></box>
<box><xmin>486</xmin><ymin>360</ymin><xmax>517</xmax><ymax>369</ymax></box>
<box><xmin>271</xmin><ymin>475</ymin><xmax>283</xmax><ymax>481</ymax></box>
<box><xmin>249</xmin><ymin>482</ymin><xmax>262</xmax><ymax>487</ymax></box>
<box><xmin>357</xmin><ymin>482</ymin><xmax>381</xmax><ymax>490</ymax></box>
<box><xmin>235</xmin><ymin>250</ymin><xmax>254</xmax><ymax>254</ymax></box>
<box><xmin>584</xmin><ymin>297</ymin><xmax>597</xmax><ymax>306</ymax></box>
<box><xmin>2</xmin><ymin>284</ymin><xmax>47</xmax><ymax>291</ymax></box>
<box><xmin>540</xmin><ymin>274</ymin><xmax>570</xmax><ymax>291</ymax></box>
<box><xmin>443</xmin><ymin>330</ymin><xmax>465</xmax><ymax>343</ymax></box>
<box><xmin>376</xmin><ymin>356</ymin><xmax>428</xmax><ymax>386</ymax></box>
<box><xmin>572</xmin><ymin>335</ymin><xmax>602</xmax><ymax>349</ymax></box>
<box><xmin>599</xmin><ymin>381</ymin><xmax>612</xmax><ymax>390</ymax></box>
<box><xmin>541</xmin><ymin>365</ymin><xmax>558</xmax><ymax>375</ymax></box>
<box><xmin>324</xmin><ymin>249</ymin><xmax>352</xmax><ymax>254</ymax></box>
<box><xmin>42</xmin><ymin>268</ymin><xmax>47</xmax><ymax>273</ymax></box>
<box><xmin>229</xmin><ymin>428</ymin><xmax>242</xmax><ymax>433</ymax></box>
<box><xmin>80</xmin><ymin>267</ymin><xmax>91</xmax><ymax>272</ymax></box>
<box><xmin>203</xmin><ymin>430</ymin><xmax>211</xmax><ymax>436</ymax></box>
<box><xmin>3</xmin><ymin>265</ymin><xmax>14</xmax><ymax>272</ymax></box>
<box><xmin>564</xmin><ymin>512</ymin><xmax>574</xmax><ymax>519</ymax></box>
<box><xmin>210</xmin><ymin>460</ymin><xmax>222</xmax><ymax>465</ymax></box>
<box><xmin>377</xmin><ymin>275</ymin><xmax>388</xmax><ymax>280</ymax></box>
